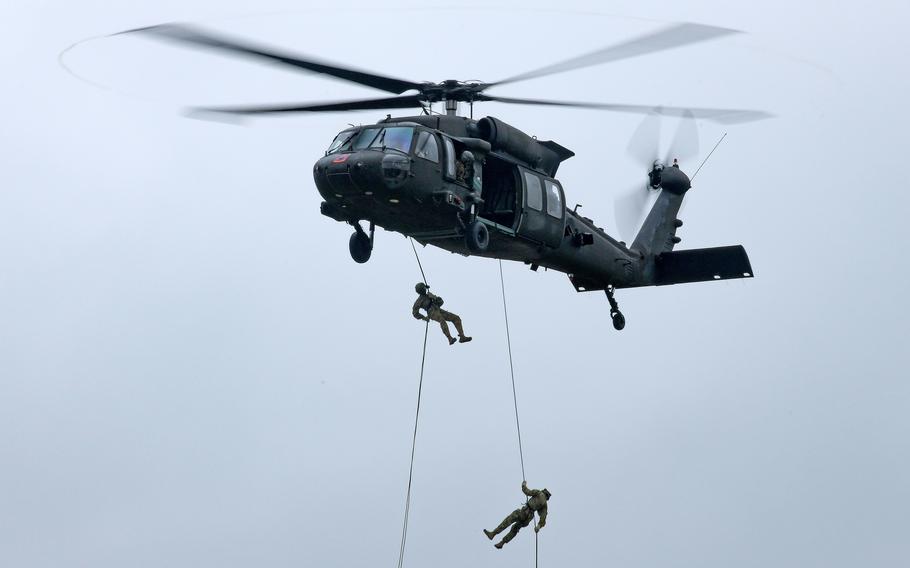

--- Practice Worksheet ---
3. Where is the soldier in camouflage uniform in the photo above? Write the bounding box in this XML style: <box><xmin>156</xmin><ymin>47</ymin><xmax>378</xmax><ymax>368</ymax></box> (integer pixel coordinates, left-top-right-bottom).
<box><xmin>412</xmin><ymin>282</ymin><xmax>472</xmax><ymax>345</ymax></box>
<box><xmin>483</xmin><ymin>481</ymin><xmax>551</xmax><ymax>549</ymax></box>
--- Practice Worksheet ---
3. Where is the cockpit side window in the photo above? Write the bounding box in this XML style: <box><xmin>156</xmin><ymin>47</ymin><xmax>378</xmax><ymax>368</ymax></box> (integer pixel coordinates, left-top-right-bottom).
<box><xmin>443</xmin><ymin>137</ymin><xmax>456</xmax><ymax>178</ymax></box>
<box><xmin>414</xmin><ymin>131</ymin><xmax>439</xmax><ymax>163</ymax></box>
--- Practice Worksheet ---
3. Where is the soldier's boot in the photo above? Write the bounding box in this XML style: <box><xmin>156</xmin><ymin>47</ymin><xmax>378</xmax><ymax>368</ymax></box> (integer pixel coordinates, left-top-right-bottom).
<box><xmin>483</xmin><ymin>529</ymin><xmax>494</xmax><ymax>540</ymax></box>
<box><xmin>451</xmin><ymin>315</ymin><xmax>472</xmax><ymax>343</ymax></box>
<box><xmin>494</xmin><ymin>541</ymin><xmax>504</xmax><ymax>549</ymax></box>
<box><xmin>439</xmin><ymin>322</ymin><xmax>456</xmax><ymax>345</ymax></box>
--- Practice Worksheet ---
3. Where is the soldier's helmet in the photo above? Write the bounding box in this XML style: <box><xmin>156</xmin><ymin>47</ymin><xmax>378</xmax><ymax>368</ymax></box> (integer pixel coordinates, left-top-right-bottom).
<box><xmin>543</xmin><ymin>489</ymin><xmax>552</xmax><ymax>499</ymax></box>
<box><xmin>460</xmin><ymin>150</ymin><xmax>474</xmax><ymax>164</ymax></box>
<box><xmin>415</xmin><ymin>282</ymin><xmax>427</xmax><ymax>294</ymax></box>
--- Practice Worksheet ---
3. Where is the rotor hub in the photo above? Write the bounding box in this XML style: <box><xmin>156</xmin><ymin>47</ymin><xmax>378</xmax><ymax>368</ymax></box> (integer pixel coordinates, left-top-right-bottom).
<box><xmin>418</xmin><ymin>80</ymin><xmax>487</xmax><ymax>103</ymax></box>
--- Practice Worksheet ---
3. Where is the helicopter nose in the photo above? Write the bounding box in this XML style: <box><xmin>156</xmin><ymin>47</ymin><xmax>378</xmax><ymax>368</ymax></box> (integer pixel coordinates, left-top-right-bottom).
<box><xmin>381</xmin><ymin>153</ymin><xmax>411</xmax><ymax>189</ymax></box>
<box><xmin>315</xmin><ymin>152</ymin><xmax>384</xmax><ymax>191</ymax></box>
<box><xmin>659</xmin><ymin>164</ymin><xmax>691</xmax><ymax>195</ymax></box>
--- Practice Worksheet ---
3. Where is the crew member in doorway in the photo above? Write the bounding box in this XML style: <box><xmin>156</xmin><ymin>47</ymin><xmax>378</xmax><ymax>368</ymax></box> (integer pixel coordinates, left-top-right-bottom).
<box><xmin>455</xmin><ymin>151</ymin><xmax>475</xmax><ymax>187</ymax></box>
<box><xmin>412</xmin><ymin>282</ymin><xmax>472</xmax><ymax>345</ymax></box>
<box><xmin>483</xmin><ymin>481</ymin><xmax>550</xmax><ymax>549</ymax></box>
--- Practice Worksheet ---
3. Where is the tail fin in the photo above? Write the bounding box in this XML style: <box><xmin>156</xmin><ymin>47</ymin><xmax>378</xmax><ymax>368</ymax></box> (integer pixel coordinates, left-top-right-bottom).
<box><xmin>631</xmin><ymin>189</ymin><xmax>684</xmax><ymax>256</ymax></box>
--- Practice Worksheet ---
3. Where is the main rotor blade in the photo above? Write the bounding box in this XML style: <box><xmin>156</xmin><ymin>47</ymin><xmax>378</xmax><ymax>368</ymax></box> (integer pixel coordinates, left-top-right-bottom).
<box><xmin>490</xmin><ymin>22</ymin><xmax>739</xmax><ymax>87</ymax></box>
<box><xmin>480</xmin><ymin>95</ymin><xmax>771</xmax><ymax>124</ymax></box>
<box><xmin>122</xmin><ymin>23</ymin><xmax>423</xmax><ymax>94</ymax></box>
<box><xmin>189</xmin><ymin>94</ymin><xmax>426</xmax><ymax>116</ymax></box>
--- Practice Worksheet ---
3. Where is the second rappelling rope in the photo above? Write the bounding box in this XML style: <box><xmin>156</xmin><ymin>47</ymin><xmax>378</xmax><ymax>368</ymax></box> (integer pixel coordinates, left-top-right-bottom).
<box><xmin>498</xmin><ymin>259</ymin><xmax>538</xmax><ymax>568</ymax></box>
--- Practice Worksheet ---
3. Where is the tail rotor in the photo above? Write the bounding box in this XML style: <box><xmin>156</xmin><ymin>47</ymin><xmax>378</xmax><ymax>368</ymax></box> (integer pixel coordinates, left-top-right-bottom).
<box><xmin>614</xmin><ymin>109</ymin><xmax>699</xmax><ymax>242</ymax></box>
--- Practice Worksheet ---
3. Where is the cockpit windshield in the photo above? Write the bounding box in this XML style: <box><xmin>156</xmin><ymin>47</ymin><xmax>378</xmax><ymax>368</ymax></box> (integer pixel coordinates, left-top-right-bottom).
<box><xmin>369</xmin><ymin>127</ymin><xmax>414</xmax><ymax>153</ymax></box>
<box><xmin>326</xmin><ymin>129</ymin><xmax>357</xmax><ymax>154</ymax></box>
<box><xmin>327</xmin><ymin>126</ymin><xmax>415</xmax><ymax>155</ymax></box>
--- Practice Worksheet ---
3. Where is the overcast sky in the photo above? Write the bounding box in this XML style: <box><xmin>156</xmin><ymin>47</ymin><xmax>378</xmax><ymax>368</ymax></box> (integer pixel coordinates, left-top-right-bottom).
<box><xmin>1</xmin><ymin>1</ymin><xmax>908</xmax><ymax>567</ymax></box>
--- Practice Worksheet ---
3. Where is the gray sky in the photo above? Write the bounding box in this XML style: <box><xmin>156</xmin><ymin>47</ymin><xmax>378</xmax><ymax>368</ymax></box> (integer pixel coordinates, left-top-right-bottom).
<box><xmin>1</xmin><ymin>1</ymin><xmax>908</xmax><ymax>567</ymax></box>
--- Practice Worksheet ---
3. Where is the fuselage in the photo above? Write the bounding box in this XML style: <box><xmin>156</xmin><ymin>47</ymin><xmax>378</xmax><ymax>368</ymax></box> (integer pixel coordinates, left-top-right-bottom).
<box><xmin>313</xmin><ymin>114</ymin><xmax>647</xmax><ymax>290</ymax></box>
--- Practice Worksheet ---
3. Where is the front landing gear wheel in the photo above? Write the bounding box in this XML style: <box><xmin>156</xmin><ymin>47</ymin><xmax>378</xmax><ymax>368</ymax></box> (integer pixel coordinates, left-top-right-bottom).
<box><xmin>349</xmin><ymin>231</ymin><xmax>372</xmax><ymax>263</ymax></box>
<box><xmin>610</xmin><ymin>311</ymin><xmax>626</xmax><ymax>331</ymax></box>
<box><xmin>465</xmin><ymin>220</ymin><xmax>490</xmax><ymax>253</ymax></box>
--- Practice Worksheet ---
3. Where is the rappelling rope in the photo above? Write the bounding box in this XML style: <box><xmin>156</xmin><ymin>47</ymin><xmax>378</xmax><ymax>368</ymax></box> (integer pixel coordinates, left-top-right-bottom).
<box><xmin>397</xmin><ymin>239</ymin><xmax>430</xmax><ymax>568</ymax></box>
<box><xmin>397</xmin><ymin>250</ymin><xmax>537</xmax><ymax>567</ymax></box>
<box><xmin>410</xmin><ymin>238</ymin><xmax>428</xmax><ymax>287</ymax></box>
<box><xmin>498</xmin><ymin>260</ymin><xmax>539</xmax><ymax>568</ymax></box>
<box><xmin>396</xmin><ymin>320</ymin><xmax>428</xmax><ymax>568</ymax></box>
<box><xmin>498</xmin><ymin>260</ymin><xmax>526</xmax><ymax>480</ymax></box>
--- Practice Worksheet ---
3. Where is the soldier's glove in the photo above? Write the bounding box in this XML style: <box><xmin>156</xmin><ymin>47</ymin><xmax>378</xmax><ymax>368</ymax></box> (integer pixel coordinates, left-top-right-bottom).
<box><xmin>413</xmin><ymin>313</ymin><xmax>424</xmax><ymax>320</ymax></box>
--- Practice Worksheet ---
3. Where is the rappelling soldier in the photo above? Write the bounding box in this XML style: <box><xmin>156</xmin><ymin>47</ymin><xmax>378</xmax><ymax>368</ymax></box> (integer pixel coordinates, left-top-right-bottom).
<box><xmin>412</xmin><ymin>282</ymin><xmax>472</xmax><ymax>345</ymax></box>
<box><xmin>483</xmin><ymin>481</ymin><xmax>550</xmax><ymax>549</ymax></box>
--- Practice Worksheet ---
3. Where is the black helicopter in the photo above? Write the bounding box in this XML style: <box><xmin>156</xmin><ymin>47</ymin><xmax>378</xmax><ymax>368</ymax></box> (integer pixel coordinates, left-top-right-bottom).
<box><xmin>128</xmin><ymin>22</ymin><xmax>766</xmax><ymax>330</ymax></box>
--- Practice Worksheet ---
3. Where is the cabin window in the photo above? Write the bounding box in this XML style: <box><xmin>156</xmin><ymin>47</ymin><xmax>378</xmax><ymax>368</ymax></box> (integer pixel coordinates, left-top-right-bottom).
<box><xmin>524</xmin><ymin>171</ymin><xmax>543</xmax><ymax>211</ymax></box>
<box><xmin>545</xmin><ymin>180</ymin><xmax>563</xmax><ymax>218</ymax></box>
<box><xmin>443</xmin><ymin>137</ymin><xmax>456</xmax><ymax>178</ymax></box>
<box><xmin>415</xmin><ymin>131</ymin><xmax>439</xmax><ymax>163</ymax></box>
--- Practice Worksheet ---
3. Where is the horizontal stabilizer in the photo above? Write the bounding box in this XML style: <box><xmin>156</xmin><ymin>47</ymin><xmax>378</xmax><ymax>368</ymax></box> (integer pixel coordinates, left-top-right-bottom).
<box><xmin>655</xmin><ymin>245</ymin><xmax>753</xmax><ymax>286</ymax></box>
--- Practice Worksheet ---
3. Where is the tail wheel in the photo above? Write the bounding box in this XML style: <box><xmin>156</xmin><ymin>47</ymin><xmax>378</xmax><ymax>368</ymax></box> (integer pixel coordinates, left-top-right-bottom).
<box><xmin>349</xmin><ymin>231</ymin><xmax>372</xmax><ymax>263</ymax></box>
<box><xmin>610</xmin><ymin>311</ymin><xmax>626</xmax><ymax>331</ymax></box>
<box><xmin>465</xmin><ymin>220</ymin><xmax>490</xmax><ymax>253</ymax></box>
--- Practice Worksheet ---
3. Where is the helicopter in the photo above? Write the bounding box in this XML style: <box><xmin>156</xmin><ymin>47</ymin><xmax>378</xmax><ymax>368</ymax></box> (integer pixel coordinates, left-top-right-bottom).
<box><xmin>127</xmin><ymin>21</ymin><xmax>767</xmax><ymax>330</ymax></box>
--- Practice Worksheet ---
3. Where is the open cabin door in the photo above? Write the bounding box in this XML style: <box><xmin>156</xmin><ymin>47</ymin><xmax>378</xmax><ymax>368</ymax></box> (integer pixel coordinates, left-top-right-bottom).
<box><xmin>478</xmin><ymin>155</ymin><xmax>520</xmax><ymax>231</ymax></box>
